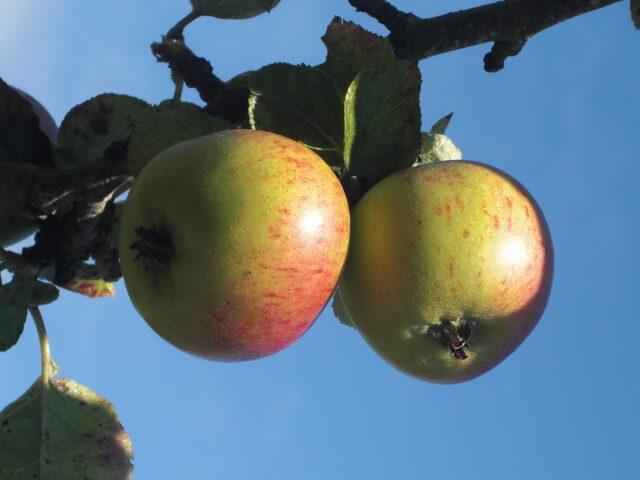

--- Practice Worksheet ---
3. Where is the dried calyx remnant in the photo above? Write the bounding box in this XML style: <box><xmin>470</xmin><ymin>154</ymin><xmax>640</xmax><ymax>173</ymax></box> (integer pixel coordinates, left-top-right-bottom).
<box><xmin>130</xmin><ymin>226</ymin><xmax>175</xmax><ymax>265</ymax></box>
<box><xmin>427</xmin><ymin>317</ymin><xmax>478</xmax><ymax>360</ymax></box>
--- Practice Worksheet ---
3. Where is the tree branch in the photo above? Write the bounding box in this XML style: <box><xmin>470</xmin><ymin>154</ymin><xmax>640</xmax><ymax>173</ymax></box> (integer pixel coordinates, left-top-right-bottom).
<box><xmin>350</xmin><ymin>0</ymin><xmax>624</xmax><ymax>71</ymax></box>
<box><xmin>151</xmin><ymin>37</ymin><xmax>250</xmax><ymax>123</ymax></box>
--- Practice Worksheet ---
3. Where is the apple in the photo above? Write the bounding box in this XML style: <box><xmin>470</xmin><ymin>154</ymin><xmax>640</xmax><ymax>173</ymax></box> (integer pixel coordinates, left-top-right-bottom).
<box><xmin>338</xmin><ymin>160</ymin><xmax>553</xmax><ymax>383</ymax></box>
<box><xmin>11</xmin><ymin>87</ymin><xmax>59</xmax><ymax>146</ymax></box>
<box><xmin>195</xmin><ymin>0</ymin><xmax>281</xmax><ymax>20</ymax></box>
<box><xmin>0</xmin><ymin>87</ymin><xmax>58</xmax><ymax>248</ymax></box>
<box><xmin>119</xmin><ymin>129</ymin><xmax>350</xmax><ymax>361</ymax></box>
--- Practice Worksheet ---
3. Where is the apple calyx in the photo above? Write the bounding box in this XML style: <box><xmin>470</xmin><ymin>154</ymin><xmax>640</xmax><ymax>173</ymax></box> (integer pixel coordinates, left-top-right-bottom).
<box><xmin>427</xmin><ymin>318</ymin><xmax>478</xmax><ymax>360</ymax></box>
<box><xmin>130</xmin><ymin>226</ymin><xmax>175</xmax><ymax>265</ymax></box>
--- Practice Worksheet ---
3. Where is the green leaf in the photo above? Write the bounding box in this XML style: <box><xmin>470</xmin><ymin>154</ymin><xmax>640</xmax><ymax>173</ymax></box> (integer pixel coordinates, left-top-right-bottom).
<box><xmin>319</xmin><ymin>17</ymin><xmax>395</xmax><ymax>96</ymax></box>
<box><xmin>127</xmin><ymin>102</ymin><xmax>233</xmax><ymax>176</ymax></box>
<box><xmin>249</xmin><ymin>63</ymin><xmax>344</xmax><ymax>165</ymax></box>
<box><xmin>0</xmin><ymin>378</ymin><xmax>133</xmax><ymax>479</ymax></box>
<box><xmin>57</xmin><ymin>94</ymin><xmax>152</xmax><ymax>169</ymax></box>
<box><xmin>332</xmin><ymin>288</ymin><xmax>354</xmax><ymax>329</ymax></box>
<box><xmin>0</xmin><ymin>280</ymin><xmax>59</xmax><ymax>307</ymax></box>
<box><xmin>0</xmin><ymin>78</ymin><xmax>55</xmax><ymax>168</ymax></box>
<box><xmin>416</xmin><ymin>133</ymin><xmax>462</xmax><ymax>164</ymax></box>
<box><xmin>430</xmin><ymin>113</ymin><xmax>454</xmax><ymax>135</ymax></box>
<box><xmin>632</xmin><ymin>0</ymin><xmax>640</xmax><ymax>29</ymax></box>
<box><xmin>190</xmin><ymin>0</ymin><xmax>281</xmax><ymax>19</ymax></box>
<box><xmin>0</xmin><ymin>304</ymin><xmax>27</xmax><ymax>352</ymax></box>
<box><xmin>344</xmin><ymin>61</ymin><xmax>422</xmax><ymax>184</ymax></box>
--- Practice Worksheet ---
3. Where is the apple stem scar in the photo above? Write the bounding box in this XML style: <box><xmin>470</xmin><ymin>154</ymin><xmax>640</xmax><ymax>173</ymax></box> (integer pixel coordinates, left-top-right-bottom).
<box><xmin>130</xmin><ymin>226</ymin><xmax>175</xmax><ymax>265</ymax></box>
<box><xmin>427</xmin><ymin>318</ymin><xmax>478</xmax><ymax>360</ymax></box>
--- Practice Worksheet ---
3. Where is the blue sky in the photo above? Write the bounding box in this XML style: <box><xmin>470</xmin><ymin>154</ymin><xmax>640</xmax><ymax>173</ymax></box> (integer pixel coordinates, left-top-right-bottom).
<box><xmin>1</xmin><ymin>1</ymin><xmax>639</xmax><ymax>478</ymax></box>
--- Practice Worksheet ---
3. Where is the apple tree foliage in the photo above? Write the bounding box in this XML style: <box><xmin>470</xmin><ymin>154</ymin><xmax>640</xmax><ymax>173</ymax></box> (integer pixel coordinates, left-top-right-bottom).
<box><xmin>0</xmin><ymin>0</ymin><xmax>636</xmax><ymax>478</ymax></box>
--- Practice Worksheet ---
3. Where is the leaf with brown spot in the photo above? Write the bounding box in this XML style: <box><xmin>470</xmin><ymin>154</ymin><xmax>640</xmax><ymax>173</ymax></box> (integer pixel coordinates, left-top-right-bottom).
<box><xmin>319</xmin><ymin>17</ymin><xmax>395</xmax><ymax>96</ymax></box>
<box><xmin>0</xmin><ymin>378</ymin><xmax>133</xmax><ymax>480</ymax></box>
<box><xmin>58</xmin><ymin>94</ymin><xmax>152</xmax><ymax>169</ymax></box>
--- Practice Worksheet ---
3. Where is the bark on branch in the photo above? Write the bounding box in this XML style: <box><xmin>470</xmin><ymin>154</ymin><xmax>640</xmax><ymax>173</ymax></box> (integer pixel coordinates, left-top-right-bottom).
<box><xmin>151</xmin><ymin>37</ymin><xmax>250</xmax><ymax>124</ymax></box>
<box><xmin>349</xmin><ymin>0</ymin><xmax>624</xmax><ymax>71</ymax></box>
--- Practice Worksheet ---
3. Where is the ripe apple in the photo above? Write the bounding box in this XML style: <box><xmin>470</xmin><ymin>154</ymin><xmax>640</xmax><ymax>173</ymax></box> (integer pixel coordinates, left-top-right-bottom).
<box><xmin>0</xmin><ymin>87</ymin><xmax>58</xmax><ymax>248</ymax></box>
<box><xmin>119</xmin><ymin>129</ymin><xmax>350</xmax><ymax>361</ymax></box>
<box><xmin>338</xmin><ymin>160</ymin><xmax>553</xmax><ymax>383</ymax></box>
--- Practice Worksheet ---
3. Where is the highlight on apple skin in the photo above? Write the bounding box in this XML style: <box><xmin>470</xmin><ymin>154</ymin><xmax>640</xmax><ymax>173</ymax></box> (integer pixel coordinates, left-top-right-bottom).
<box><xmin>338</xmin><ymin>160</ymin><xmax>553</xmax><ymax>384</ymax></box>
<box><xmin>119</xmin><ymin>129</ymin><xmax>350</xmax><ymax>361</ymax></box>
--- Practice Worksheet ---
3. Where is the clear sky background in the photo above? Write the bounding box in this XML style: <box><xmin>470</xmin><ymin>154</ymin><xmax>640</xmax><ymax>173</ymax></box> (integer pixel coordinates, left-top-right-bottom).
<box><xmin>1</xmin><ymin>1</ymin><xmax>639</xmax><ymax>479</ymax></box>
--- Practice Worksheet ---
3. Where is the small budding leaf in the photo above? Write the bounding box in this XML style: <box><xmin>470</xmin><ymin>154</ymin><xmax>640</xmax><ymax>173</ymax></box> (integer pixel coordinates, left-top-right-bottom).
<box><xmin>632</xmin><ymin>0</ymin><xmax>640</xmax><ymax>29</ymax></box>
<box><xmin>127</xmin><ymin>102</ymin><xmax>233</xmax><ymax>176</ymax></box>
<box><xmin>319</xmin><ymin>17</ymin><xmax>395</xmax><ymax>96</ymax></box>
<box><xmin>190</xmin><ymin>0</ymin><xmax>281</xmax><ymax>19</ymax></box>
<box><xmin>344</xmin><ymin>61</ymin><xmax>422</xmax><ymax>184</ymax></box>
<box><xmin>0</xmin><ymin>304</ymin><xmax>27</xmax><ymax>352</ymax></box>
<box><xmin>416</xmin><ymin>133</ymin><xmax>462</xmax><ymax>165</ymax></box>
<box><xmin>58</xmin><ymin>94</ymin><xmax>152</xmax><ymax>169</ymax></box>
<box><xmin>430</xmin><ymin>113</ymin><xmax>454</xmax><ymax>135</ymax></box>
<box><xmin>0</xmin><ymin>77</ymin><xmax>55</xmax><ymax>168</ymax></box>
<box><xmin>0</xmin><ymin>378</ymin><xmax>133</xmax><ymax>480</ymax></box>
<box><xmin>0</xmin><ymin>279</ymin><xmax>59</xmax><ymax>307</ymax></box>
<box><xmin>249</xmin><ymin>63</ymin><xmax>344</xmax><ymax>165</ymax></box>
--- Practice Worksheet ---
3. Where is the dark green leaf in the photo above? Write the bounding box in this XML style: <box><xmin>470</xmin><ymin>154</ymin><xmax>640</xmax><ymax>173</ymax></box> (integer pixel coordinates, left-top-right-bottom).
<box><xmin>190</xmin><ymin>0</ymin><xmax>281</xmax><ymax>19</ymax></box>
<box><xmin>0</xmin><ymin>304</ymin><xmax>27</xmax><ymax>352</ymax></box>
<box><xmin>128</xmin><ymin>102</ymin><xmax>233</xmax><ymax>176</ymax></box>
<box><xmin>430</xmin><ymin>113</ymin><xmax>453</xmax><ymax>135</ymax></box>
<box><xmin>57</xmin><ymin>94</ymin><xmax>152</xmax><ymax>169</ymax></box>
<box><xmin>0</xmin><ymin>378</ymin><xmax>133</xmax><ymax>479</ymax></box>
<box><xmin>319</xmin><ymin>17</ymin><xmax>395</xmax><ymax>96</ymax></box>
<box><xmin>0</xmin><ymin>280</ymin><xmax>59</xmax><ymax>307</ymax></box>
<box><xmin>344</xmin><ymin>61</ymin><xmax>422</xmax><ymax>183</ymax></box>
<box><xmin>0</xmin><ymin>78</ymin><xmax>55</xmax><ymax>168</ymax></box>
<box><xmin>632</xmin><ymin>0</ymin><xmax>640</xmax><ymax>29</ymax></box>
<box><xmin>249</xmin><ymin>63</ymin><xmax>344</xmax><ymax>164</ymax></box>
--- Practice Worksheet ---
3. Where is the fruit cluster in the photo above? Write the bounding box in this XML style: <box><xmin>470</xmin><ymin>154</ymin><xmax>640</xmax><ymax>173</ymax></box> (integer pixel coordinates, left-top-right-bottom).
<box><xmin>2</xmin><ymin>89</ymin><xmax>553</xmax><ymax>383</ymax></box>
<box><xmin>118</xmin><ymin>129</ymin><xmax>553</xmax><ymax>383</ymax></box>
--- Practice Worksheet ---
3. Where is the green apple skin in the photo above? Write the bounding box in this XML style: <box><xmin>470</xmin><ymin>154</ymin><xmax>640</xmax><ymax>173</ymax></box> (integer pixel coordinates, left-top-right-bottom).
<box><xmin>338</xmin><ymin>160</ymin><xmax>553</xmax><ymax>383</ymax></box>
<box><xmin>119</xmin><ymin>129</ymin><xmax>350</xmax><ymax>361</ymax></box>
<box><xmin>0</xmin><ymin>87</ymin><xmax>58</xmax><ymax>248</ymax></box>
<box><xmin>198</xmin><ymin>0</ymin><xmax>281</xmax><ymax>19</ymax></box>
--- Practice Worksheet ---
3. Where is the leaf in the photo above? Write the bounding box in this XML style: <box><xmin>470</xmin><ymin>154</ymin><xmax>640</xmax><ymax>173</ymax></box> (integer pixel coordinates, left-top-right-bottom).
<box><xmin>0</xmin><ymin>77</ymin><xmax>55</xmax><ymax>168</ymax></box>
<box><xmin>57</xmin><ymin>94</ymin><xmax>152</xmax><ymax>169</ymax></box>
<box><xmin>0</xmin><ymin>378</ymin><xmax>133</xmax><ymax>480</ymax></box>
<box><xmin>127</xmin><ymin>102</ymin><xmax>233</xmax><ymax>176</ymax></box>
<box><xmin>320</xmin><ymin>17</ymin><xmax>396</xmax><ymax>96</ymax></box>
<box><xmin>249</xmin><ymin>63</ymin><xmax>344</xmax><ymax>164</ymax></box>
<box><xmin>416</xmin><ymin>133</ymin><xmax>462</xmax><ymax>165</ymax></box>
<box><xmin>633</xmin><ymin>0</ymin><xmax>640</xmax><ymax>29</ymax></box>
<box><xmin>0</xmin><ymin>304</ymin><xmax>27</xmax><ymax>352</ymax></box>
<box><xmin>190</xmin><ymin>0</ymin><xmax>281</xmax><ymax>19</ymax></box>
<box><xmin>0</xmin><ymin>280</ymin><xmax>59</xmax><ymax>307</ymax></box>
<box><xmin>430</xmin><ymin>113</ymin><xmax>454</xmax><ymax>135</ymax></box>
<box><xmin>332</xmin><ymin>288</ymin><xmax>354</xmax><ymax>329</ymax></box>
<box><xmin>62</xmin><ymin>279</ymin><xmax>116</xmax><ymax>298</ymax></box>
<box><xmin>343</xmin><ymin>61</ymin><xmax>422</xmax><ymax>184</ymax></box>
